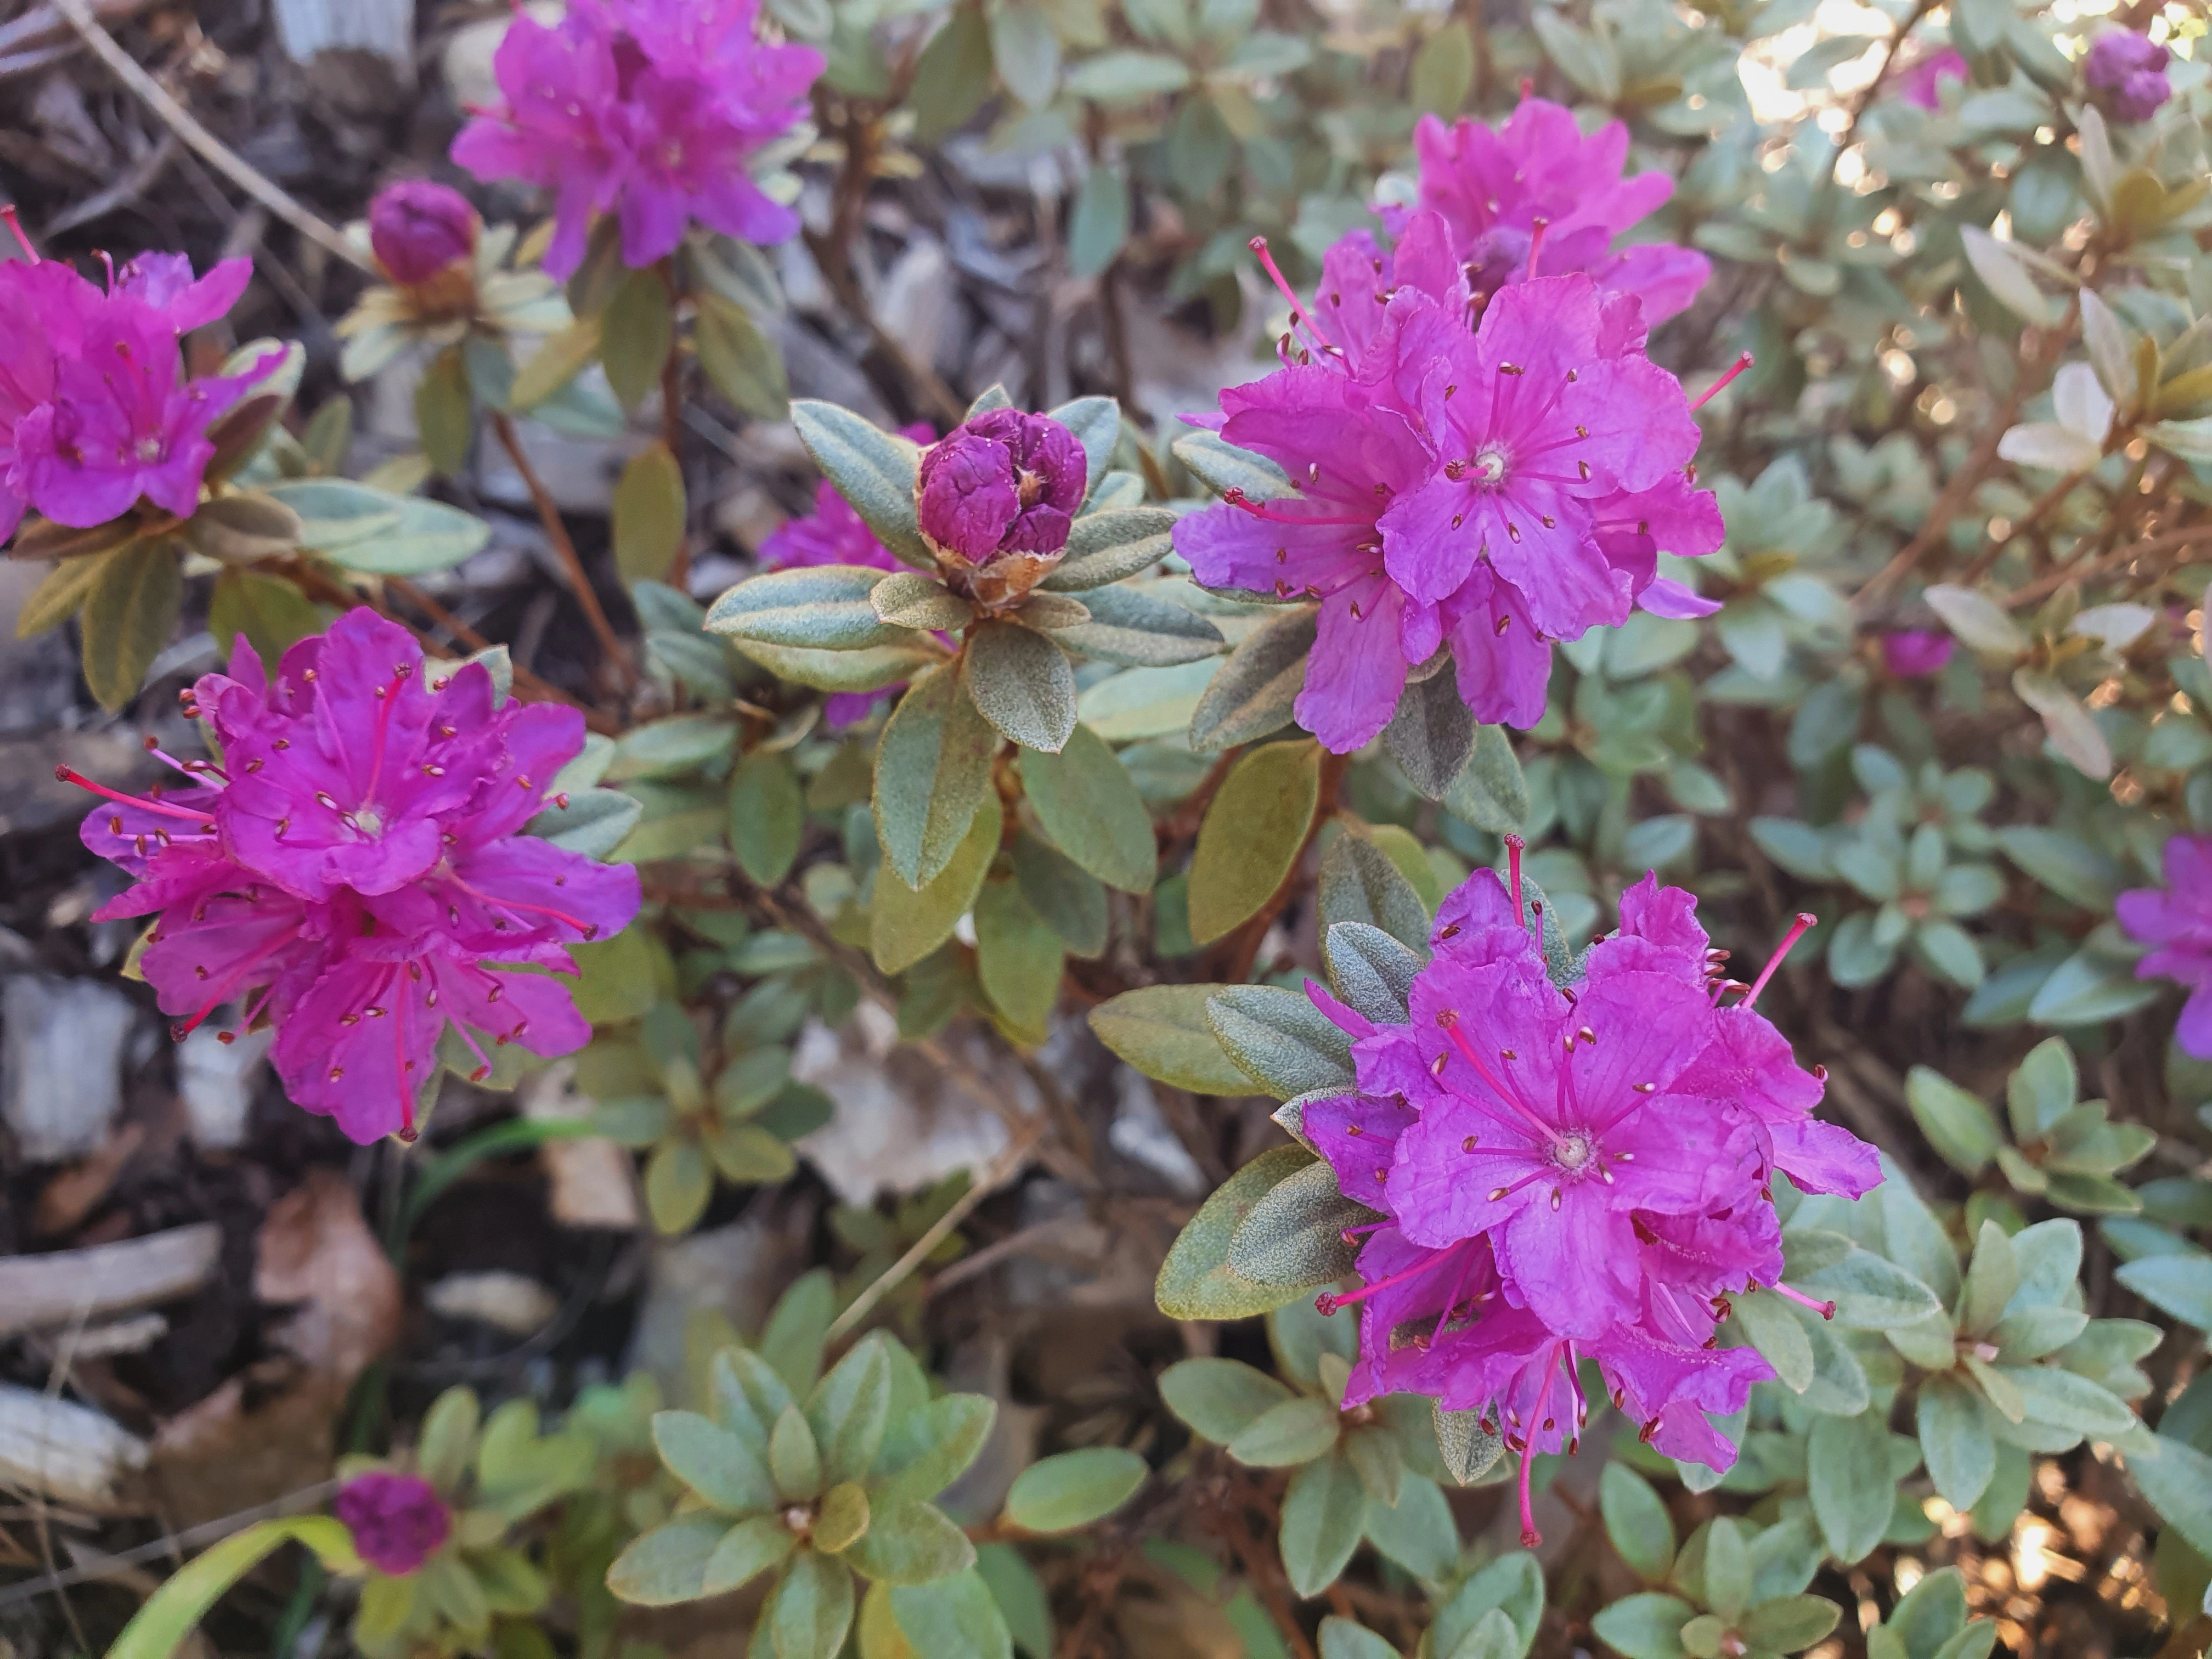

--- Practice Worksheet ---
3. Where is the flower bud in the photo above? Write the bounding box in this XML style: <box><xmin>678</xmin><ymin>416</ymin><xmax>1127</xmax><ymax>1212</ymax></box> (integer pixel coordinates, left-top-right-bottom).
<box><xmin>1881</xmin><ymin>629</ymin><xmax>1954</xmax><ymax>678</ymax></box>
<box><xmin>369</xmin><ymin>181</ymin><xmax>480</xmax><ymax>286</ymax></box>
<box><xmin>333</xmin><ymin>1471</ymin><xmax>452</xmax><ymax>1576</ymax></box>
<box><xmin>916</xmin><ymin>410</ymin><xmax>1085</xmax><ymax>608</ymax></box>
<box><xmin>2085</xmin><ymin>30</ymin><xmax>2171</xmax><ymax>123</ymax></box>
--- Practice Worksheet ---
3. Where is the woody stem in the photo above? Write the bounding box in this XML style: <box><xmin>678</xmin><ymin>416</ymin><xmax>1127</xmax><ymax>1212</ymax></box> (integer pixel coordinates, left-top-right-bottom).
<box><xmin>490</xmin><ymin>410</ymin><xmax>635</xmax><ymax>691</ymax></box>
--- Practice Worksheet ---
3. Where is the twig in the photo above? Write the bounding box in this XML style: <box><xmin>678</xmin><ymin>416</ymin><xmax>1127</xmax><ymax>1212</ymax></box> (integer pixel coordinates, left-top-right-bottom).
<box><xmin>2000</xmin><ymin>521</ymin><xmax>2212</xmax><ymax>610</ymax></box>
<box><xmin>489</xmin><ymin>411</ymin><xmax>635</xmax><ymax>688</ymax></box>
<box><xmin>48</xmin><ymin>0</ymin><xmax>371</xmax><ymax>272</ymax></box>
<box><xmin>825</xmin><ymin>1119</ymin><xmax>1043</xmax><ymax>1343</ymax></box>
<box><xmin>0</xmin><ymin>1482</ymin><xmax>338</xmax><ymax>1610</ymax></box>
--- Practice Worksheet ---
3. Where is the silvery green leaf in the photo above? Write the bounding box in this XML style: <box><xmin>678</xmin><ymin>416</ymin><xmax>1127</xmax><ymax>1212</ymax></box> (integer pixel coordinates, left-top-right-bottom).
<box><xmin>1047</xmin><ymin>585</ymin><xmax>1225</xmax><ymax>667</ymax></box>
<box><xmin>1039</xmin><ymin>507</ymin><xmax>1175</xmax><ymax>591</ymax></box>
<box><xmin>790</xmin><ymin>400</ymin><xmax>931</xmax><ymax>566</ymax></box>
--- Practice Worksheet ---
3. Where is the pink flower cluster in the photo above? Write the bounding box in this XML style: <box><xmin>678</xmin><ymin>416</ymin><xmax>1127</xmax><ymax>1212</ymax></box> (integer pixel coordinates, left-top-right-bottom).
<box><xmin>0</xmin><ymin>213</ymin><xmax>276</xmax><ymax>539</ymax></box>
<box><xmin>69</xmin><ymin>610</ymin><xmax>640</xmax><ymax>1144</ymax></box>
<box><xmin>1383</xmin><ymin>98</ymin><xmax>1711</xmax><ymax>326</ymax></box>
<box><xmin>452</xmin><ymin>0</ymin><xmax>823</xmax><ymax>281</ymax></box>
<box><xmin>1176</xmin><ymin>190</ymin><xmax>1734</xmax><ymax>752</ymax></box>
<box><xmin>1305</xmin><ymin>853</ymin><xmax>1877</xmax><ymax>1541</ymax></box>
<box><xmin>335</xmin><ymin>1471</ymin><xmax>452</xmax><ymax>1576</ymax></box>
<box><xmin>2118</xmin><ymin>833</ymin><xmax>2212</xmax><ymax>1057</ymax></box>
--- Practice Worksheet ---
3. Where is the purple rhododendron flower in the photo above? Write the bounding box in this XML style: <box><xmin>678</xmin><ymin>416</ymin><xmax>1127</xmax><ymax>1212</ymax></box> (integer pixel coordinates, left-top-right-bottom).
<box><xmin>917</xmin><ymin>409</ymin><xmax>1086</xmax><ymax>570</ymax></box>
<box><xmin>65</xmin><ymin>609</ymin><xmax>641</xmax><ymax>1144</ymax></box>
<box><xmin>369</xmin><ymin>181</ymin><xmax>480</xmax><ymax>285</ymax></box>
<box><xmin>2118</xmin><ymin>834</ymin><xmax>2212</xmax><ymax>1057</ymax></box>
<box><xmin>1176</xmin><ymin>210</ymin><xmax>1727</xmax><ymax>752</ymax></box>
<box><xmin>1384</xmin><ymin>98</ymin><xmax>1711</xmax><ymax>325</ymax></box>
<box><xmin>334</xmin><ymin>1471</ymin><xmax>452</xmax><ymax>1576</ymax></box>
<box><xmin>1303</xmin><ymin>849</ymin><xmax>1875</xmax><ymax>1542</ymax></box>
<box><xmin>764</xmin><ymin>423</ymin><xmax>934</xmax><ymax>727</ymax></box>
<box><xmin>451</xmin><ymin>0</ymin><xmax>822</xmax><ymax>280</ymax></box>
<box><xmin>0</xmin><ymin>217</ymin><xmax>272</xmax><ymax>538</ymax></box>
<box><xmin>1896</xmin><ymin>47</ymin><xmax>1969</xmax><ymax>110</ymax></box>
<box><xmin>2086</xmin><ymin>30</ymin><xmax>2172</xmax><ymax>122</ymax></box>
<box><xmin>1883</xmin><ymin>629</ymin><xmax>1955</xmax><ymax>677</ymax></box>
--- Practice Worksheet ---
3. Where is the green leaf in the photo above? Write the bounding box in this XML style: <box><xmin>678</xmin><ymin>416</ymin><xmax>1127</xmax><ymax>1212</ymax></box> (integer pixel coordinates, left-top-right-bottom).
<box><xmin>1409</xmin><ymin>20</ymin><xmax>1475</xmax><ymax>116</ymax></box>
<box><xmin>1431</xmin><ymin>1550</ymin><xmax>1544</xmax><ymax>1656</ymax></box>
<box><xmin>707</xmin><ymin>565</ymin><xmax>907</xmax><ymax>651</ymax></box>
<box><xmin>509</xmin><ymin>316</ymin><xmax>602</xmax><ymax>409</ymax></box>
<box><xmin>847</xmin><ymin>1496</ymin><xmax>975</xmax><ymax>1584</ymax></box>
<box><xmin>80</xmin><ymin>540</ymin><xmax>182</xmax><ymax>712</ymax></box>
<box><xmin>1808</xmin><ymin>1410</ymin><xmax>1893</xmax><ymax>1564</ymax></box>
<box><xmin>1322</xmin><ymin>922</ymin><xmax>1423</xmax><ymax>1025</ymax></box>
<box><xmin>1069</xmin><ymin>166</ymin><xmax>1130</xmax><ymax>279</ymax></box>
<box><xmin>1039</xmin><ymin>508</ymin><xmax>1175</xmax><ymax>592</ymax></box>
<box><xmin>1188</xmin><ymin>608</ymin><xmax>1314</xmax><ymax>751</ymax></box>
<box><xmin>654</xmin><ymin>1409</ymin><xmax>777</xmax><ymax>1512</ymax></box>
<box><xmin>15</xmin><ymin>544</ymin><xmax>125</xmax><ymax>638</ymax></box>
<box><xmin>876</xmin><ymin>665</ymin><xmax>1001</xmax><ymax>890</ymax></box>
<box><xmin>974</xmin><ymin>1544</ymin><xmax>1052</xmax><ymax>1659</ymax></box>
<box><xmin>1905</xmin><ymin>1067</ymin><xmax>2004</xmax><ymax>1178</ymax></box>
<box><xmin>2128</xmin><ymin>1434</ymin><xmax>2212</xmax><ymax>1557</ymax></box>
<box><xmin>1158</xmin><ymin>1357</ymin><xmax>1296</xmax><ymax>1443</ymax></box>
<box><xmin>1319</xmin><ymin>1616</ymin><xmax>1401</xmax><ymax>1659</ymax></box>
<box><xmin>1278</xmin><ymin>1448</ymin><xmax>1367</xmax><ymax>1597</ymax></box>
<box><xmin>696</xmin><ymin>291</ymin><xmax>789</xmax><ymax>420</ymax></box>
<box><xmin>912</xmin><ymin>5</ymin><xmax>995</xmax><ymax>141</ymax></box>
<box><xmin>1959</xmin><ymin>227</ymin><xmax>2056</xmax><ymax>327</ymax></box>
<box><xmin>1045</xmin><ymin>584</ymin><xmax>1224</xmax><ymax>668</ymax></box>
<box><xmin>707</xmin><ymin>1515</ymin><xmax>801</xmax><ymax>1598</ymax></box>
<box><xmin>871</xmin><ymin>798</ymin><xmax>1000</xmax><ymax>974</ymax></box>
<box><xmin>988</xmin><ymin>1</ymin><xmax>1059</xmax><ymax>106</ymax></box>
<box><xmin>1741</xmin><ymin>1596</ymin><xmax>1842</xmax><ymax>1652</ymax></box>
<box><xmin>1589</xmin><ymin>1593</ymin><xmax>1696</xmax><ymax>1659</ymax></box>
<box><xmin>771</xmin><ymin>1549</ymin><xmax>857</xmax><ymax>1659</ymax></box>
<box><xmin>791</xmin><ymin>400</ymin><xmax>931</xmax><ymax>567</ymax></box>
<box><xmin>1012</xmin><ymin>833</ymin><xmax>1109</xmax><ymax>957</ymax></box>
<box><xmin>1228</xmin><ymin>1154</ymin><xmax>1369</xmax><ymax>1289</ymax></box>
<box><xmin>730</xmin><ymin>751</ymin><xmax>804</xmax><ymax>885</ymax></box>
<box><xmin>974</xmin><ymin>879</ymin><xmax>1064</xmax><ymax>1040</ymax></box>
<box><xmin>614</xmin><ymin>441</ymin><xmax>687</xmax><ymax>584</ymax></box>
<box><xmin>1188</xmin><ymin>740</ymin><xmax>1322</xmax><ymax>944</ymax></box>
<box><xmin>611</xmin><ymin>713</ymin><xmax>738</xmax><ymax>781</ymax></box>
<box><xmin>312</xmin><ymin>493</ymin><xmax>492</xmax><ymax>577</ymax></box>
<box><xmin>417</xmin><ymin>346</ymin><xmax>475</xmax><ymax>475</ymax></box>
<box><xmin>1206</xmin><ymin>985</ymin><xmax>1355</xmax><ymax>1102</ymax></box>
<box><xmin>1004</xmin><ymin>1447</ymin><xmax>1147</xmax><ymax>1533</ymax></box>
<box><xmin>607</xmin><ymin>1513</ymin><xmax>735</xmax><ymax>1606</ymax></box>
<box><xmin>1227</xmin><ymin>1395</ymin><xmax>1341</xmax><ymax>1467</ymax></box>
<box><xmin>207</xmin><ymin>568</ymin><xmax>323</xmax><ymax>665</ymax></box>
<box><xmin>962</xmin><ymin>622</ymin><xmax>1077</xmax><ymax>753</ymax></box>
<box><xmin>808</xmin><ymin>1336</ymin><xmax>894</xmax><ymax>1487</ymax></box>
<box><xmin>1019</xmin><ymin>724</ymin><xmax>1157</xmax><ymax>893</ymax></box>
<box><xmin>1384</xmin><ymin>670</ymin><xmax>1478</xmax><ymax>800</ymax></box>
<box><xmin>602</xmin><ymin>266</ymin><xmax>674</xmax><ymax>408</ymax></box>
<box><xmin>772</xmin><ymin>1404</ymin><xmax>826</xmax><ymax>1502</ymax></box>
<box><xmin>1319</xmin><ymin>834</ymin><xmax>1429</xmax><ymax>953</ymax></box>
<box><xmin>106</xmin><ymin>1516</ymin><xmax>362</xmax><ymax>1659</ymax></box>
<box><xmin>1087</xmin><ymin>984</ymin><xmax>1251</xmax><ymax>1094</ymax></box>
<box><xmin>2115</xmin><ymin>1254</ymin><xmax>2212</xmax><ymax>1330</ymax></box>
<box><xmin>1362</xmin><ymin>1471</ymin><xmax>1456</xmax><ymax>1582</ymax></box>
<box><xmin>873</xmin><ymin>571</ymin><xmax>973</xmax><ymax>631</ymax></box>
<box><xmin>1156</xmin><ymin>1144</ymin><xmax>1317</xmax><ymax>1318</ymax></box>
<box><xmin>1802</xmin><ymin>1248</ymin><xmax>1945</xmax><ymax>1329</ymax></box>
<box><xmin>1066</xmin><ymin>47</ymin><xmax>1192</xmax><ymax>100</ymax></box>
<box><xmin>882</xmin><ymin>1571</ymin><xmax>1016</xmax><ymax>1658</ymax></box>
<box><xmin>1600</xmin><ymin>1464</ymin><xmax>1676</xmax><ymax>1584</ymax></box>
<box><xmin>1433</xmin><ymin>1406</ymin><xmax>1505</xmax><ymax>1486</ymax></box>
<box><xmin>1918</xmin><ymin>1375</ymin><xmax>1997</xmax><ymax>1511</ymax></box>
<box><xmin>873</xmin><ymin>1393</ymin><xmax>998</xmax><ymax>1506</ymax></box>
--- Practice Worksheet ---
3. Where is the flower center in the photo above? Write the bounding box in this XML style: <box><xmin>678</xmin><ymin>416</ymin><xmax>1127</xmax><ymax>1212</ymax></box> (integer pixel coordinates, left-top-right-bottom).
<box><xmin>1016</xmin><ymin>467</ymin><xmax>1046</xmax><ymax>508</ymax></box>
<box><xmin>1552</xmin><ymin>1131</ymin><xmax>1594</xmax><ymax>1172</ymax></box>
<box><xmin>1472</xmin><ymin>446</ymin><xmax>1509</xmax><ymax>486</ymax></box>
<box><xmin>136</xmin><ymin>436</ymin><xmax>165</xmax><ymax>464</ymax></box>
<box><xmin>354</xmin><ymin>805</ymin><xmax>385</xmax><ymax>836</ymax></box>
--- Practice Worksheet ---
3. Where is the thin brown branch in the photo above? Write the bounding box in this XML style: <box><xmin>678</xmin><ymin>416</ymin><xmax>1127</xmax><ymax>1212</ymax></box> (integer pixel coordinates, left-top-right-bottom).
<box><xmin>2002</xmin><ymin>522</ymin><xmax>2212</xmax><ymax>610</ymax></box>
<box><xmin>48</xmin><ymin>0</ymin><xmax>371</xmax><ymax>272</ymax></box>
<box><xmin>382</xmin><ymin>576</ymin><xmax>616</xmax><ymax>733</ymax></box>
<box><xmin>489</xmin><ymin>411</ymin><xmax>635</xmax><ymax>689</ymax></box>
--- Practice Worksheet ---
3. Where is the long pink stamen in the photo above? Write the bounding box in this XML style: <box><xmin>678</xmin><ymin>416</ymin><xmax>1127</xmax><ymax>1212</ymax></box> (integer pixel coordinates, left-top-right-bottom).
<box><xmin>57</xmin><ymin>766</ymin><xmax>216</xmax><ymax>823</ymax></box>
<box><xmin>1440</xmin><ymin>1017</ymin><xmax>1562</xmax><ymax>1145</ymax></box>
<box><xmin>1691</xmin><ymin>352</ymin><xmax>1754</xmax><ymax>412</ymax></box>
<box><xmin>1430</xmin><ymin>1241</ymin><xmax>1483</xmax><ymax>1344</ymax></box>
<box><xmin>1517</xmin><ymin>1348</ymin><xmax>1559</xmax><ymax>1547</ymax></box>
<box><xmin>394</xmin><ymin>977</ymin><xmax>419</xmax><ymax>1143</ymax></box>
<box><xmin>142</xmin><ymin>735</ymin><xmax>224</xmax><ymax>782</ymax></box>
<box><xmin>1221</xmin><ymin>488</ymin><xmax>1369</xmax><ymax>527</ymax></box>
<box><xmin>1767</xmin><ymin>1280</ymin><xmax>1836</xmax><ymax>1320</ymax></box>
<box><xmin>1339</xmin><ymin>1218</ymin><xmax>1392</xmax><ymax>1244</ymax></box>
<box><xmin>361</xmin><ymin>673</ymin><xmax>405</xmax><ymax>810</ymax></box>
<box><xmin>1314</xmin><ymin>1246</ymin><xmax>1456</xmax><ymax>1316</ymax></box>
<box><xmin>1742</xmin><ymin>912</ymin><xmax>1816</xmax><ymax>1008</ymax></box>
<box><xmin>1248</xmin><ymin>236</ymin><xmax>1341</xmax><ymax>356</ymax></box>
<box><xmin>1524</xmin><ymin>217</ymin><xmax>1550</xmax><ymax>281</ymax></box>
<box><xmin>1505</xmin><ymin>834</ymin><xmax>1526</xmax><ymax>923</ymax></box>
<box><xmin>2</xmin><ymin>205</ymin><xmax>37</xmax><ymax>262</ymax></box>
<box><xmin>448</xmin><ymin>875</ymin><xmax>601</xmax><ymax>939</ymax></box>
